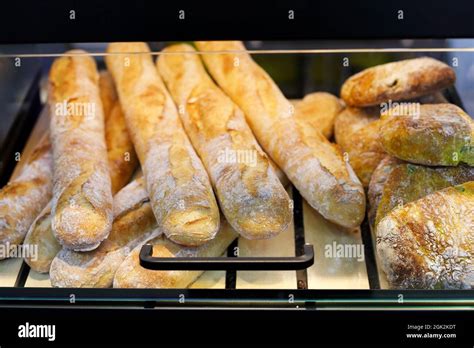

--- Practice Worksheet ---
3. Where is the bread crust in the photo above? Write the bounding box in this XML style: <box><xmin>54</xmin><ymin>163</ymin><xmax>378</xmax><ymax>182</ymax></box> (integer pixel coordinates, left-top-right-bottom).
<box><xmin>50</xmin><ymin>178</ymin><xmax>161</xmax><ymax>288</ymax></box>
<box><xmin>334</xmin><ymin>107</ymin><xmax>385</xmax><ymax>187</ymax></box>
<box><xmin>106</xmin><ymin>42</ymin><xmax>219</xmax><ymax>246</ymax></box>
<box><xmin>157</xmin><ymin>43</ymin><xmax>292</xmax><ymax>240</ymax></box>
<box><xmin>341</xmin><ymin>57</ymin><xmax>455</xmax><ymax>107</ymax></box>
<box><xmin>49</xmin><ymin>50</ymin><xmax>113</xmax><ymax>251</ymax></box>
<box><xmin>113</xmin><ymin>218</ymin><xmax>237</xmax><ymax>288</ymax></box>
<box><xmin>196</xmin><ymin>41</ymin><xmax>365</xmax><ymax>229</ymax></box>
<box><xmin>380</xmin><ymin>103</ymin><xmax>474</xmax><ymax>166</ymax></box>
<box><xmin>377</xmin><ymin>181</ymin><xmax>474</xmax><ymax>289</ymax></box>
<box><xmin>0</xmin><ymin>134</ymin><xmax>53</xmax><ymax>256</ymax></box>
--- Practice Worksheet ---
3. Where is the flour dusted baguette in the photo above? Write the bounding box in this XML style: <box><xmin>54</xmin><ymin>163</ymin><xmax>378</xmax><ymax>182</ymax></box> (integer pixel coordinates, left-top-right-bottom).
<box><xmin>157</xmin><ymin>44</ymin><xmax>291</xmax><ymax>239</ymax></box>
<box><xmin>49</xmin><ymin>50</ymin><xmax>113</xmax><ymax>251</ymax></box>
<box><xmin>113</xmin><ymin>218</ymin><xmax>237</xmax><ymax>288</ymax></box>
<box><xmin>50</xmin><ymin>178</ymin><xmax>161</xmax><ymax>287</ymax></box>
<box><xmin>0</xmin><ymin>134</ymin><xmax>53</xmax><ymax>258</ymax></box>
<box><xmin>99</xmin><ymin>71</ymin><xmax>139</xmax><ymax>193</ymax></box>
<box><xmin>24</xmin><ymin>73</ymin><xmax>138</xmax><ymax>272</ymax></box>
<box><xmin>106</xmin><ymin>42</ymin><xmax>219</xmax><ymax>246</ymax></box>
<box><xmin>195</xmin><ymin>41</ymin><xmax>365</xmax><ymax>228</ymax></box>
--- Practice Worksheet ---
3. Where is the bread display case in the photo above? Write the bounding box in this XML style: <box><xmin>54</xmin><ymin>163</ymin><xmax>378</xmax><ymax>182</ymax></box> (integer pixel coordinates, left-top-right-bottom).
<box><xmin>0</xmin><ymin>5</ymin><xmax>473</xmax><ymax>327</ymax></box>
<box><xmin>0</xmin><ymin>39</ymin><xmax>472</xmax><ymax>309</ymax></box>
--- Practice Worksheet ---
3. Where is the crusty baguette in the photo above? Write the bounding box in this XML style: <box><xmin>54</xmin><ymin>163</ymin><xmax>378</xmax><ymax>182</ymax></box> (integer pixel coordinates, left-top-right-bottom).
<box><xmin>49</xmin><ymin>50</ymin><xmax>113</xmax><ymax>251</ymax></box>
<box><xmin>106</xmin><ymin>42</ymin><xmax>219</xmax><ymax>246</ymax></box>
<box><xmin>24</xmin><ymin>73</ymin><xmax>139</xmax><ymax>272</ymax></box>
<box><xmin>341</xmin><ymin>57</ymin><xmax>456</xmax><ymax>107</ymax></box>
<box><xmin>377</xmin><ymin>181</ymin><xmax>474</xmax><ymax>289</ymax></box>
<box><xmin>368</xmin><ymin>158</ymin><xmax>474</xmax><ymax>230</ymax></box>
<box><xmin>157</xmin><ymin>43</ymin><xmax>292</xmax><ymax>239</ymax></box>
<box><xmin>99</xmin><ymin>71</ymin><xmax>139</xmax><ymax>193</ymax></box>
<box><xmin>195</xmin><ymin>41</ymin><xmax>365</xmax><ymax>228</ymax></box>
<box><xmin>113</xmin><ymin>218</ymin><xmax>237</xmax><ymax>288</ymax></box>
<box><xmin>50</xmin><ymin>178</ymin><xmax>161</xmax><ymax>287</ymax></box>
<box><xmin>0</xmin><ymin>134</ymin><xmax>53</xmax><ymax>258</ymax></box>
<box><xmin>334</xmin><ymin>107</ymin><xmax>385</xmax><ymax>187</ymax></box>
<box><xmin>292</xmin><ymin>92</ymin><xmax>344</xmax><ymax>139</ymax></box>
<box><xmin>380</xmin><ymin>103</ymin><xmax>474</xmax><ymax>166</ymax></box>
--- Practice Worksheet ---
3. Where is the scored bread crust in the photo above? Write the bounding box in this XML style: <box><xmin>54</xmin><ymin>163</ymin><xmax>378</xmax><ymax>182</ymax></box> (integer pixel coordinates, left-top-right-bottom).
<box><xmin>113</xmin><ymin>218</ymin><xmax>237</xmax><ymax>288</ymax></box>
<box><xmin>334</xmin><ymin>107</ymin><xmax>385</xmax><ymax>187</ymax></box>
<box><xmin>106</xmin><ymin>42</ymin><xmax>220</xmax><ymax>246</ymax></box>
<box><xmin>24</xmin><ymin>73</ymin><xmax>139</xmax><ymax>273</ymax></box>
<box><xmin>341</xmin><ymin>57</ymin><xmax>456</xmax><ymax>107</ymax></box>
<box><xmin>377</xmin><ymin>181</ymin><xmax>474</xmax><ymax>289</ymax></box>
<box><xmin>49</xmin><ymin>50</ymin><xmax>113</xmax><ymax>251</ymax></box>
<box><xmin>49</xmin><ymin>178</ymin><xmax>162</xmax><ymax>288</ymax></box>
<box><xmin>0</xmin><ymin>134</ymin><xmax>53</xmax><ymax>256</ymax></box>
<box><xmin>157</xmin><ymin>43</ymin><xmax>292</xmax><ymax>240</ymax></box>
<box><xmin>195</xmin><ymin>41</ymin><xmax>365</xmax><ymax>229</ymax></box>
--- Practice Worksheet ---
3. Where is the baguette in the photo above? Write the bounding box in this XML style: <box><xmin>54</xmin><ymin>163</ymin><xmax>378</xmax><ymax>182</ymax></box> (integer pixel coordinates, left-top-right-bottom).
<box><xmin>106</xmin><ymin>42</ymin><xmax>219</xmax><ymax>246</ymax></box>
<box><xmin>380</xmin><ymin>103</ymin><xmax>474</xmax><ymax>166</ymax></box>
<box><xmin>24</xmin><ymin>72</ymin><xmax>139</xmax><ymax>272</ymax></box>
<box><xmin>50</xmin><ymin>178</ymin><xmax>161</xmax><ymax>287</ymax></box>
<box><xmin>334</xmin><ymin>107</ymin><xmax>385</xmax><ymax>187</ymax></box>
<box><xmin>0</xmin><ymin>134</ymin><xmax>53</xmax><ymax>258</ymax></box>
<box><xmin>341</xmin><ymin>57</ymin><xmax>455</xmax><ymax>107</ymax></box>
<box><xmin>292</xmin><ymin>92</ymin><xmax>344</xmax><ymax>139</ymax></box>
<box><xmin>113</xmin><ymin>218</ymin><xmax>237</xmax><ymax>288</ymax></box>
<box><xmin>195</xmin><ymin>41</ymin><xmax>365</xmax><ymax>228</ymax></box>
<box><xmin>49</xmin><ymin>50</ymin><xmax>113</xmax><ymax>251</ymax></box>
<box><xmin>99</xmin><ymin>71</ymin><xmax>139</xmax><ymax>193</ymax></box>
<box><xmin>157</xmin><ymin>43</ymin><xmax>292</xmax><ymax>239</ymax></box>
<box><xmin>377</xmin><ymin>181</ymin><xmax>474</xmax><ymax>289</ymax></box>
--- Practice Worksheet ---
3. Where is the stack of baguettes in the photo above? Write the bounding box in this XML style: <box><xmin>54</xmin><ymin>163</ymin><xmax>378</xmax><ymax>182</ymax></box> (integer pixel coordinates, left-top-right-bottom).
<box><xmin>0</xmin><ymin>41</ymin><xmax>369</xmax><ymax>289</ymax></box>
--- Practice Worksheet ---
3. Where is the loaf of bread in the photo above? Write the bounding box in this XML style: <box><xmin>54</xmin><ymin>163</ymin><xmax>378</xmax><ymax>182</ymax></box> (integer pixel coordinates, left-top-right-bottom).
<box><xmin>334</xmin><ymin>107</ymin><xmax>385</xmax><ymax>187</ymax></box>
<box><xmin>106</xmin><ymin>42</ymin><xmax>220</xmax><ymax>246</ymax></box>
<box><xmin>24</xmin><ymin>72</ymin><xmax>139</xmax><ymax>272</ymax></box>
<box><xmin>195</xmin><ymin>41</ymin><xmax>365</xmax><ymax>229</ymax></box>
<box><xmin>99</xmin><ymin>71</ymin><xmax>139</xmax><ymax>193</ymax></box>
<box><xmin>113</xmin><ymin>218</ymin><xmax>237</xmax><ymax>288</ymax></box>
<box><xmin>50</xmin><ymin>178</ymin><xmax>161</xmax><ymax>287</ymax></box>
<box><xmin>341</xmin><ymin>57</ymin><xmax>455</xmax><ymax>107</ymax></box>
<box><xmin>380</xmin><ymin>103</ymin><xmax>474</xmax><ymax>166</ymax></box>
<box><xmin>0</xmin><ymin>134</ymin><xmax>53</xmax><ymax>258</ymax></box>
<box><xmin>157</xmin><ymin>43</ymin><xmax>292</xmax><ymax>240</ymax></box>
<box><xmin>377</xmin><ymin>181</ymin><xmax>474</xmax><ymax>289</ymax></box>
<box><xmin>368</xmin><ymin>158</ymin><xmax>474</xmax><ymax>230</ymax></box>
<box><xmin>49</xmin><ymin>50</ymin><xmax>113</xmax><ymax>251</ymax></box>
<box><xmin>292</xmin><ymin>92</ymin><xmax>344</xmax><ymax>139</ymax></box>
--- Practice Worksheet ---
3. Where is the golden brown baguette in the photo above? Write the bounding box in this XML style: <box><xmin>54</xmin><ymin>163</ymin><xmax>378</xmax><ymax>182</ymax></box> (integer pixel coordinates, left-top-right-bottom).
<box><xmin>379</xmin><ymin>103</ymin><xmax>474</xmax><ymax>166</ymax></box>
<box><xmin>113</xmin><ymin>218</ymin><xmax>237</xmax><ymax>288</ymax></box>
<box><xmin>195</xmin><ymin>41</ymin><xmax>365</xmax><ymax>229</ymax></box>
<box><xmin>50</xmin><ymin>178</ymin><xmax>162</xmax><ymax>287</ymax></box>
<box><xmin>157</xmin><ymin>43</ymin><xmax>292</xmax><ymax>239</ymax></box>
<box><xmin>0</xmin><ymin>134</ymin><xmax>53</xmax><ymax>258</ymax></box>
<box><xmin>49</xmin><ymin>50</ymin><xmax>113</xmax><ymax>251</ymax></box>
<box><xmin>376</xmin><ymin>181</ymin><xmax>474</xmax><ymax>289</ymax></box>
<box><xmin>106</xmin><ymin>42</ymin><xmax>219</xmax><ymax>246</ymax></box>
<box><xmin>24</xmin><ymin>73</ymin><xmax>139</xmax><ymax>272</ymax></box>
<box><xmin>292</xmin><ymin>92</ymin><xmax>344</xmax><ymax>139</ymax></box>
<box><xmin>341</xmin><ymin>57</ymin><xmax>456</xmax><ymax>107</ymax></box>
<box><xmin>334</xmin><ymin>107</ymin><xmax>385</xmax><ymax>187</ymax></box>
<box><xmin>99</xmin><ymin>71</ymin><xmax>139</xmax><ymax>193</ymax></box>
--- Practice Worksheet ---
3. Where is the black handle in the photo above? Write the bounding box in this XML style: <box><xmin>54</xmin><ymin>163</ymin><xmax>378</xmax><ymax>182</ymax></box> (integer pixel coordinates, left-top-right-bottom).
<box><xmin>139</xmin><ymin>243</ymin><xmax>314</xmax><ymax>271</ymax></box>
